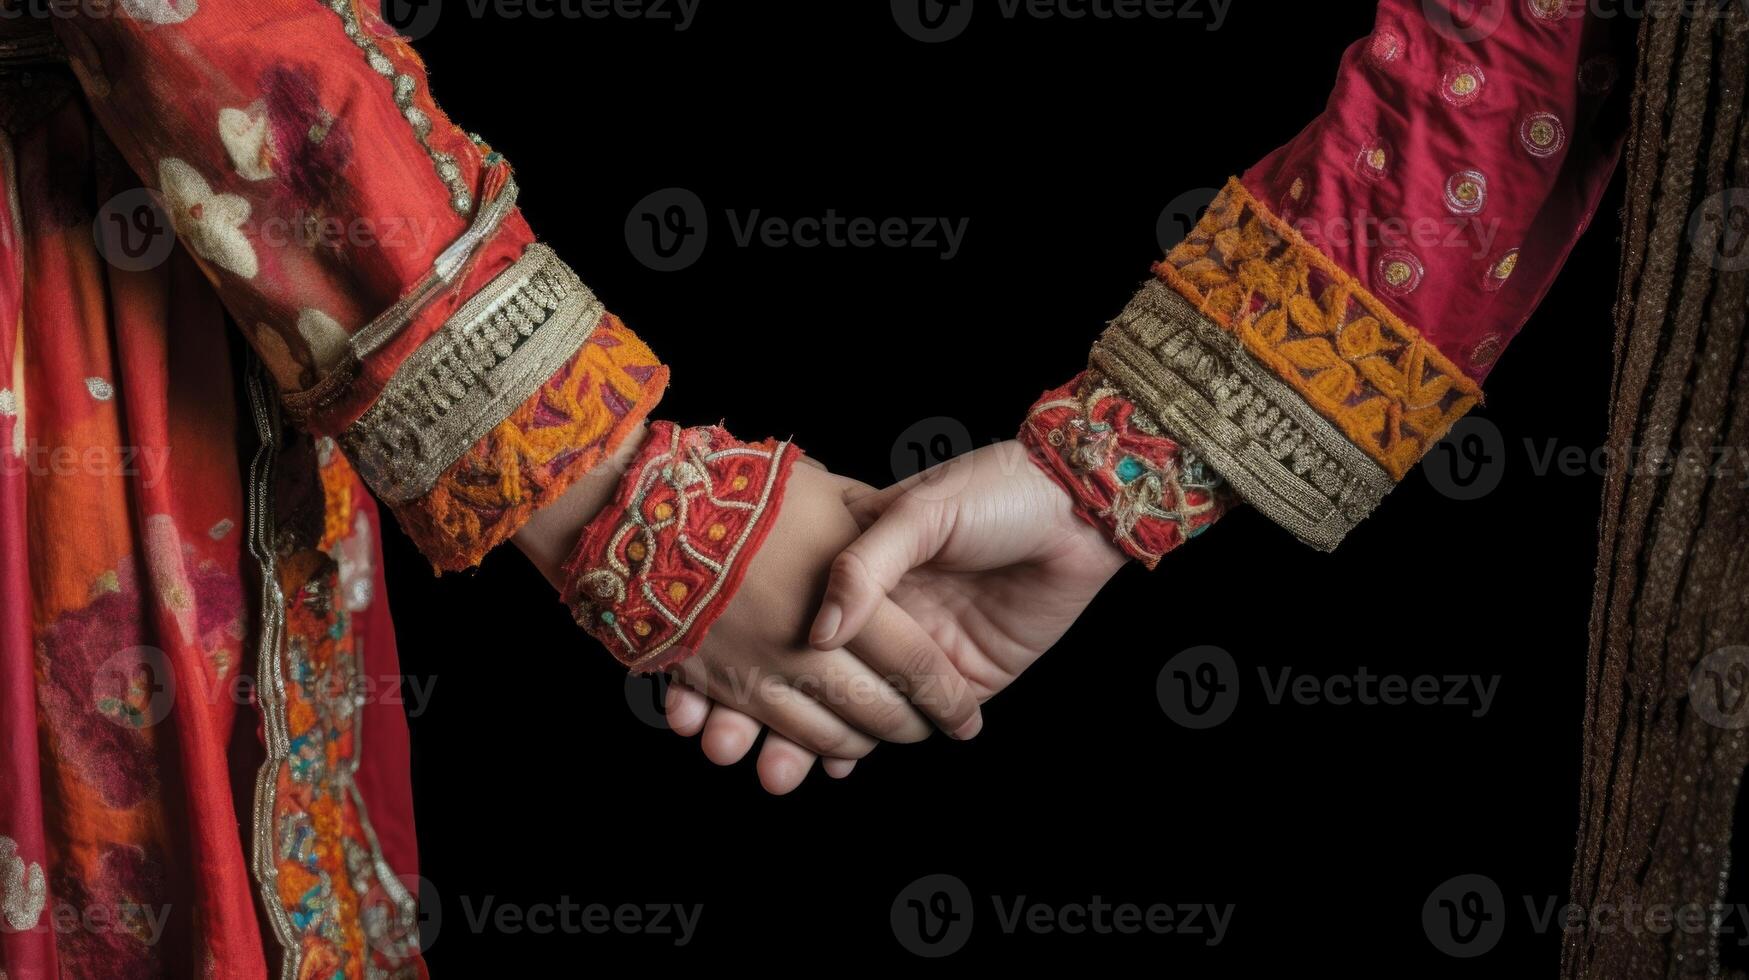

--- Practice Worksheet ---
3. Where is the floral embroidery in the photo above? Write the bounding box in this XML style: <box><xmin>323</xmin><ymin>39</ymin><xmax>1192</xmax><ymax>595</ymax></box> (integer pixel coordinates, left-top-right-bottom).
<box><xmin>0</xmin><ymin>835</ymin><xmax>46</xmax><ymax>931</ymax></box>
<box><xmin>1484</xmin><ymin>248</ymin><xmax>1521</xmax><ymax>291</ymax></box>
<box><xmin>1376</xmin><ymin>250</ymin><xmax>1425</xmax><ymax>297</ymax></box>
<box><xmin>384</xmin><ymin>311</ymin><xmax>669</xmax><ymax>574</ymax></box>
<box><xmin>84</xmin><ymin>377</ymin><xmax>113</xmax><ymax>401</ymax></box>
<box><xmin>158</xmin><ymin>158</ymin><xmax>258</xmax><ymax>279</ymax></box>
<box><xmin>1155</xmin><ymin>179</ymin><xmax>1481</xmax><ymax>480</ymax></box>
<box><xmin>218</xmin><ymin>104</ymin><xmax>274</xmax><ymax>181</ymax></box>
<box><xmin>255</xmin><ymin>447</ymin><xmax>423</xmax><ymax>978</ymax></box>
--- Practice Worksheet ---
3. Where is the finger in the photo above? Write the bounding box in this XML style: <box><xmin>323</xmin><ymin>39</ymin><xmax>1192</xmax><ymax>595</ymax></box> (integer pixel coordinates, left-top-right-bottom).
<box><xmin>810</xmin><ymin>499</ymin><xmax>947</xmax><ymax>649</ymax></box>
<box><xmin>822</xmin><ymin>757</ymin><xmax>858</xmax><ymax>779</ymax></box>
<box><xmin>842</xmin><ymin>479</ymin><xmax>912</xmax><ymax>527</ymax></box>
<box><xmin>795</xmin><ymin>452</ymin><xmax>828</xmax><ymax>472</ymax></box>
<box><xmin>663</xmin><ymin>678</ymin><xmax>711</xmax><ymax>737</ymax></box>
<box><xmin>699</xmin><ymin>658</ymin><xmax>882</xmax><ymax>760</ymax></box>
<box><xmin>791</xmin><ymin>650</ymin><xmax>932</xmax><ymax>743</ymax></box>
<box><xmin>755</xmin><ymin>733</ymin><xmax>819</xmax><ymax>796</ymax></box>
<box><xmin>847</xmin><ymin>600</ymin><xmax>983</xmax><ymax>740</ymax></box>
<box><xmin>699</xmin><ymin>701</ymin><xmax>763</xmax><ymax>766</ymax></box>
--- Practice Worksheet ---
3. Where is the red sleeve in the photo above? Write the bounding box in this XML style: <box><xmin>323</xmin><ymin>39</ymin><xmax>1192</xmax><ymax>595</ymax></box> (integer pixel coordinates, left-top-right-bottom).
<box><xmin>1069</xmin><ymin>0</ymin><xmax>1630</xmax><ymax>552</ymax></box>
<box><xmin>51</xmin><ymin>1</ymin><xmax>667</xmax><ymax>570</ymax></box>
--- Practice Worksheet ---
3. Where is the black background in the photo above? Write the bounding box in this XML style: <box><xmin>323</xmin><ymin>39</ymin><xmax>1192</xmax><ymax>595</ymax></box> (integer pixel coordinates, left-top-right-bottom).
<box><xmin>376</xmin><ymin>1</ymin><xmax>1625</xmax><ymax>972</ymax></box>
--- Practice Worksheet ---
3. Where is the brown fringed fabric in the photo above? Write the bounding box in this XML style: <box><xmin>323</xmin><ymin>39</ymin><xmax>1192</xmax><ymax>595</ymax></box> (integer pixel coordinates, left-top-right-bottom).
<box><xmin>1564</xmin><ymin>3</ymin><xmax>1749</xmax><ymax>978</ymax></box>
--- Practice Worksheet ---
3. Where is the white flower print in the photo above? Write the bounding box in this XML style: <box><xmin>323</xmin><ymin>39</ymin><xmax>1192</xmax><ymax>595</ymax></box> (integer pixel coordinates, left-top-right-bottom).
<box><xmin>0</xmin><ymin>836</ymin><xmax>45</xmax><ymax>932</ymax></box>
<box><xmin>218</xmin><ymin>105</ymin><xmax>274</xmax><ymax>181</ymax></box>
<box><xmin>296</xmin><ymin>309</ymin><xmax>350</xmax><ymax>373</ymax></box>
<box><xmin>120</xmin><ymin>0</ymin><xmax>198</xmax><ymax>24</ymax></box>
<box><xmin>158</xmin><ymin>158</ymin><xmax>257</xmax><ymax>279</ymax></box>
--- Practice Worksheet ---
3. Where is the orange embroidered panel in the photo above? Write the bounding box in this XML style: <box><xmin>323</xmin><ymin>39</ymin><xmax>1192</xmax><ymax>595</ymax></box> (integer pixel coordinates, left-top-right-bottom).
<box><xmin>1155</xmin><ymin>179</ymin><xmax>1481</xmax><ymax>480</ymax></box>
<box><xmin>391</xmin><ymin>313</ymin><xmax>668</xmax><ymax>573</ymax></box>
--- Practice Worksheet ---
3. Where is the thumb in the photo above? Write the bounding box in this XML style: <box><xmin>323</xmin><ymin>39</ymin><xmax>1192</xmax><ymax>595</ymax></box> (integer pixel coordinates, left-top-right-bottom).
<box><xmin>809</xmin><ymin>498</ymin><xmax>949</xmax><ymax>650</ymax></box>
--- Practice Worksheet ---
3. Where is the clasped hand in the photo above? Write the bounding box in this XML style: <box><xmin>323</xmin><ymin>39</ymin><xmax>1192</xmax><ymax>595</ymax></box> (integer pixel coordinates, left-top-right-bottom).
<box><xmin>661</xmin><ymin>440</ymin><xmax>1129</xmax><ymax>794</ymax></box>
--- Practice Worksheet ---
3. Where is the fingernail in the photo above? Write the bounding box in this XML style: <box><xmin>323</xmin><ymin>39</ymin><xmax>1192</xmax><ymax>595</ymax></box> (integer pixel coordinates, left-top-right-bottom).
<box><xmin>951</xmin><ymin>713</ymin><xmax>984</xmax><ymax>741</ymax></box>
<box><xmin>810</xmin><ymin>603</ymin><xmax>842</xmax><ymax>647</ymax></box>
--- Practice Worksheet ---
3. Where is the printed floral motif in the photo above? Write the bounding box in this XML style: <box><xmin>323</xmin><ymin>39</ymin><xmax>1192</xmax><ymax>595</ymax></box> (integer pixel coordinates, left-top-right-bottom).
<box><xmin>157</xmin><ymin>158</ymin><xmax>258</xmax><ymax>279</ymax></box>
<box><xmin>298</xmin><ymin>309</ymin><xmax>350</xmax><ymax>374</ymax></box>
<box><xmin>218</xmin><ymin>104</ymin><xmax>274</xmax><ymax>181</ymax></box>
<box><xmin>119</xmin><ymin>0</ymin><xmax>197</xmax><ymax>24</ymax></box>
<box><xmin>0</xmin><ymin>835</ymin><xmax>46</xmax><ymax>931</ymax></box>
<box><xmin>48</xmin><ymin>843</ymin><xmax>167</xmax><ymax>977</ymax></box>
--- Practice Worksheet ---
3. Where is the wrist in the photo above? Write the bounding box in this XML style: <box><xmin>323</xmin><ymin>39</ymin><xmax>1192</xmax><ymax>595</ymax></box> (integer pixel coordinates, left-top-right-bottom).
<box><xmin>513</xmin><ymin>421</ymin><xmax>649</xmax><ymax>588</ymax></box>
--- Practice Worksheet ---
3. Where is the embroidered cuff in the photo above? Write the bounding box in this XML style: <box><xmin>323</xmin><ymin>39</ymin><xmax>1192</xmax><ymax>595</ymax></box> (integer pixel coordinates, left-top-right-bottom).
<box><xmin>560</xmin><ymin>421</ymin><xmax>799</xmax><ymax>674</ymax></box>
<box><xmin>1019</xmin><ymin>372</ymin><xmax>1234</xmax><ymax>569</ymax></box>
<box><xmin>333</xmin><ymin>237</ymin><xmax>669</xmax><ymax>572</ymax></box>
<box><xmin>1090</xmin><ymin>178</ymin><xmax>1485</xmax><ymax>551</ymax></box>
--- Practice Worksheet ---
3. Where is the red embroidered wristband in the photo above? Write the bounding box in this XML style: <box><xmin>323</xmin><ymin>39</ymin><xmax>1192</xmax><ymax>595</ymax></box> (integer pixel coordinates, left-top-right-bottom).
<box><xmin>560</xmin><ymin>421</ymin><xmax>799</xmax><ymax>673</ymax></box>
<box><xmin>1019</xmin><ymin>372</ymin><xmax>1233</xmax><ymax>569</ymax></box>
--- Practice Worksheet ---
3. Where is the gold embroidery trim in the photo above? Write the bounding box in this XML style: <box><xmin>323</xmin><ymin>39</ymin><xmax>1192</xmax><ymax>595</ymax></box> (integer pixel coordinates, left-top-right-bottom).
<box><xmin>1156</xmin><ymin>178</ymin><xmax>1481</xmax><ymax>480</ymax></box>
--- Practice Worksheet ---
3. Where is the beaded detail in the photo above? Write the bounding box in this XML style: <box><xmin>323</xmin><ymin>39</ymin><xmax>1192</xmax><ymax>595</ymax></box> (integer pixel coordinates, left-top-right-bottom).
<box><xmin>1021</xmin><ymin>373</ymin><xmax>1233</xmax><ymax>568</ymax></box>
<box><xmin>322</xmin><ymin>0</ymin><xmax>472</xmax><ymax>213</ymax></box>
<box><xmin>561</xmin><ymin>422</ymin><xmax>799</xmax><ymax>673</ymax></box>
<box><xmin>340</xmin><ymin>243</ymin><xmax>604</xmax><ymax>506</ymax></box>
<box><xmin>1090</xmin><ymin>281</ymin><xmax>1391</xmax><ymax>551</ymax></box>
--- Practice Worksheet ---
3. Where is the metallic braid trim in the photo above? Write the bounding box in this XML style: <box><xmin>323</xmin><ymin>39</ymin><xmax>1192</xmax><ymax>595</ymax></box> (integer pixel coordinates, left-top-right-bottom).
<box><xmin>340</xmin><ymin>243</ymin><xmax>604</xmax><ymax>505</ymax></box>
<box><xmin>349</xmin><ymin>176</ymin><xmax>520</xmax><ymax>360</ymax></box>
<box><xmin>242</xmin><ymin>359</ymin><xmax>301</xmax><ymax>980</ymax></box>
<box><xmin>324</xmin><ymin>0</ymin><xmax>473</xmax><ymax>214</ymax></box>
<box><xmin>1090</xmin><ymin>281</ymin><xmax>1393</xmax><ymax>552</ymax></box>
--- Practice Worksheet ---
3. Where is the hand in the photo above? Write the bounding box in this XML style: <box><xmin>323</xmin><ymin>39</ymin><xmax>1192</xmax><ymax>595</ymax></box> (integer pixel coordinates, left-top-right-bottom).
<box><xmin>666</xmin><ymin>458</ymin><xmax>987</xmax><ymax>761</ymax></box>
<box><xmin>516</xmin><ymin>429</ymin><xmax>986</xmax><ymax>776</ymax></box>
<box><xmin>665</xmin><ymin>440</ymin><xmax>1129</xmax><ymax>792</ymax></box>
